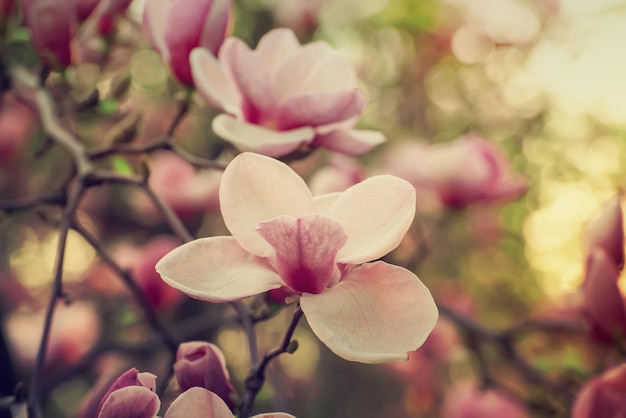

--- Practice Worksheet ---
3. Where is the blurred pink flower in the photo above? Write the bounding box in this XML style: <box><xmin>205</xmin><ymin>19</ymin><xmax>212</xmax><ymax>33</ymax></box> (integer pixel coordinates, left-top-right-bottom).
<box><xmin>581</xmin><ymin>196</ymin><xmax>626</xmax><ymax>343</ymax></box>
<box><xmin>269</xmin><ymin>0</ymin><xmax>324</xmax><ymax>36</ymax></box>
<box><xmin>190</xmin><ymin>28</ymin><xmax>384</xmax><ymax>157</ymax></box>
<box><xmin>308</xmin><ymin>155</ymin><xmax>366</xmax><ymax>195</ymax></box>
<box><xmin>572</xmin><ymin>363</ymin><xmax>626</xmax><ymax>418</ymax></box>
<box><xmin>157</xmin><ymin>152</ymin><xmax>438</xmax><ymax>363</ymax></box>
<box><xmin>97</xmin><ymin>368</ymin><xmax>294</xmax><ymax>418</ymax></box>
<box><xmin>442</xmin><ymin>384</ymin><xmax>529</xmax><ymax>418</ymax></box>
<box><xmin>174</xmin><ymin>342</ymin><xmax>237</xmax><ymax>408</ymax></box>
<box><xmin>383</xmin><ymin>135</ymin><xmax>528</xmax><ymax>210</ymax></box>
<box><xmin>584</xmin><ymin>195</ymin><xmax>624</xmax><ymax>270</ymax></box>
<box><xmin>132</xmin><ymin>151</ymin><xmax>222</xmax><ymax>220</ymax></box>
<box><xmin>23</xmin><ymin>0</ymin><xmax>77</xmax><ymax>68</ymax></box>
<box><xmin>6</xmin><ymin>300</ymin><xmax>101</xmax><ymax>368</ymax></box>
<box><xmin>0</xmin><ymin>95</ymin><xmax>38</xmax><ymax>163</ymax></box>
<box><xmin>0</xmin><ymin>0</ymin><xmax>15</xmax><ymax>24</ymax></box>
<box><xmin>83</xmin><ymin>0</ymin><xmax>132</xmax><ymax>35</ymax></box>
<box><xmin>143</xmin><ymin>0</ymin><xmax>232</xmax><ymax>85</ymax></box>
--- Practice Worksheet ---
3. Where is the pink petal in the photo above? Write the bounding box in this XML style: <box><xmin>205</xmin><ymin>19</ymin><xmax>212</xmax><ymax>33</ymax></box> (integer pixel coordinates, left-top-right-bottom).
<box><xmin>190</xmin><ymin>48</ymin><xmax>242</xmax><ymax>117</ymax></box>
<box><xmin>301</xmin><ymin>261</ymin><xmax>438</xmax><ymax>363</ymax></box>
<box><xmin>219</xmin><ymin>153</ymin><xmax>316</xmax><ymax>257</ymax></box>
<box><xmin>164</xmin><ymin>387</ymin><xmax>233</xmax><ymax>418</ymax></box>
<box><xmin>155</xmin><ymin>237</ymin><xmax>283</xmax><ymax>302</ymax></box>
<box><xmin>582</xmin><ymin>249</ymin><xmax>626</xmax><ymax>339</ymax></box>
<box><xmin>329</xmin><ymin>175</ymin><xmax>416</xmax><ymax>264</ymax></box>
<box><xmin>251</xmin><ymin>414</ymin><xmax>297</xmax><ymax>418</ymax></box>
<box><xmin>98</xmin><ymin>386</ymin><xmax>160</xmax><ymax>418</ymax></box>
<box><xmin>255</xmin><ymin>28</ymin><xmax>301</xmax><ymax>80</ymax></box>
<box><xmin>257</xmin><ymin>214</ymin><xmax>347</xmax><ymax>294</ymax></box>
<box><xmin>274</xmin><ymin>42</ymin><xmax>356</xmax><ymax>101</ymax></box>
<box><xmin>212</xmin><ymin>114</ymin><xmax>315</xmax><ymax>157</ymax></box>
<box><xmin>221</xmin><ymin>37</ymin><xmax>276</xmax><ymax>121</ymax></box>
<box><xmin>314</xmin><ymin>129</ymin><xmax>385</xmax><ymax>155</ymax></box>
<box><xmin>198</xmin><ymin>0</ymin><xmax>231</xmax><ymax>55</ymax></box>
<box><xmin>142</xmin><ymin>0</ymin><xmax>170</xmax><ymax>59</ymax></box>
<box><xmin>275</xmin><ymin>90</ymin><xmax>366</xmax><ymax>130</ymax></box>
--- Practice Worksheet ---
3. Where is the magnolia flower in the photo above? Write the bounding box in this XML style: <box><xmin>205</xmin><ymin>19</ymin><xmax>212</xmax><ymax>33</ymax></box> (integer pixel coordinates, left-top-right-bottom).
<box><xmin>382</xmin><ymin>135</ymin><xmax>528</xmax><ymax>209</ymax></box>
<box><xmin>96</xmin><ymin>368</ymin><xmax>293</xmax><ymax>418</ymax></box>
<box><xmin>584</xmin><ymin>195</ymin><xmax>624</xmax><ymax>270</ymax></box>
<box><xmin>143</xmin><ymin>0</ymin><xmax>232</xmax><ymax>85</ymax></box>
<box><xmin>174</xmin><ymin>342</ymin><xmax>237</xmax><ymax>408</ymax></box>
<box><xmin>572</xmin><ymin>363</ymin><xmax>626</xmax><ymax>418</ymax></box>
<box><xmin>308</xmin><ymin>155</ymin><xmax>366</xmax><ymax>195</ymax></box>
<box><xmin>157</xmin><ymin>153</ymin><xmax>438</xmax><ymax>363</ymax></box>
<box><xmin>190</xmin><ymin>28</ymin><xmax>385</xmax><ymax>157</ymax></box>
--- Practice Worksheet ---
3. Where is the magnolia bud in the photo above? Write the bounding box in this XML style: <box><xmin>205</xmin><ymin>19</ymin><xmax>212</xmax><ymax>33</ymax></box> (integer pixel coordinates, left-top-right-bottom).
<box><xmin>23</xmin><ymin>0</ymin><xmax>76</xmax><ymax>68</ymax></box>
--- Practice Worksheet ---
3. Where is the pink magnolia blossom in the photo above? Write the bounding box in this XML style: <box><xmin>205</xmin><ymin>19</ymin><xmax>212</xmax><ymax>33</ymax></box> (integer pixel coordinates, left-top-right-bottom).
<box><xmin>382</xmin><ymin>135</ymin><xmax>528</xmax><ymax>210</ymax></box>
<box><xmin>308</xmin><ymin>155</ymin><xmax>366</xmax><ymax>195</ymax></box>
<box><xmin>143</xmin><ymin>0</ymin><xmax>232</xmax><ymax>85</ymax></box>
<box><xmin>157</xmin><ymin>152</ymin><xmax>438</xmax><ymax>363</ymax></box>
<box><xmin>174</xmin><ymin>342</ymin><xmax>237</xmax><ymax>408</ymax></box>
<box><xmin>97</xmin><ymin>368</ymin><xmax>294</xmax><ymax>418</ymax></box>
<box><xmin>189</xmin><ymin>28</ymin><xmax>385</xmax><ymax>157</ymax></box>
<box><xmin>0</xmin><ymin>95</ymin><xmax>38</xmax><ymax>163</ymax></box>
<box><xmin>572</xmin><ymin>363</ymin><xmax>626</xmax><ymax>418</ymax></box>
<box><xmin>584</xmin><ymin>195</ymin><xmax>624</xmax><ymax>270</ymax></box>
<box><xmin>442</xmin><ymin>384</ymin><xmax>529</xmax><ymax>418</ymax></box>
<box><xmin>23</xmin><ymin>0</ymin><xmax>76</xmax><ymax>68</ymax></box>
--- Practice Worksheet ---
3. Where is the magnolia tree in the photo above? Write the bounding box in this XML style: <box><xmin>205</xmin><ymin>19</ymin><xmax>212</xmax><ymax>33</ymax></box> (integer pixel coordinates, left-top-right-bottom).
<box><xmin>0</xmin><ymin>0</ymin><xmax>624</xmax><ymax>417</ymax></box>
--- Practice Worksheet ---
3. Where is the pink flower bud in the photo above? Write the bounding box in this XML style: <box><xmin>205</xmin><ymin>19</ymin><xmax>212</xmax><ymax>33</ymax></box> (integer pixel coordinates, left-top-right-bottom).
<box><xmin>96</xmin><ymin>368</ymin><xmax>160</xmax><ymax>418</ymax></box>
<box><xmin>383</xmin><ymin>135</ymin><xmax>528</xmax><ymax>209</ymax></box>
<box><xmin>0</xmin><ymin>95</ymin><xmax>38</xmax><ymax>164</ymax></box>
<box><xmin>143</xmin><ymin>0</ymin><xmax>232</xmax><ymax>85</ymax></box>
<box><xmin>76</xmin><ymin>0</ymin><xmax>99</xmax><ymax>20</ymax></box>
<box><xmin>572</xmin><ymin>363</ymin><xmax>626</xmax><ymax>418</ymax></box>
<box><xmin>174</xmin><ymin>342</ymin><xmax>237</xmax><ymax>409</ymax></box>
<box><xmin>0</xmin><ymin>0</ymin><xmax>15</xmax><ymax>24</ymax></box>
<box><xmin>442</xmin><ymin>384</ymin><xmax>529</xmax><ymax>418</ymax></box>
<box><xmin>23</xmin><ymin>0</ymin><xmax>77</xmax><ymax>68</ymax></box>
<box><xmin>585</xmin><ymin>195</ymin><xmax>624</xmax><ymax>270</ymax></box>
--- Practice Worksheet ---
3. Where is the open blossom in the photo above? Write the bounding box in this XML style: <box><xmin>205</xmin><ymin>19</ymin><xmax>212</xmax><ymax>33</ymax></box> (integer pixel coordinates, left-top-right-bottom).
<box><xmin>97</xmin><ymin>368</ymin><xmax>293</xmax><ymax>418</ymax></box>
<box><xmin>174</xmin><ymin>342</ymin><xmax>237</xmax><ymax>408</ymax></box>
<box><xmin>190</xmin><ymin>28</ymin><xmax>385</xmax><ymax>157</ymax></box>
<box><xmin>143</xmin><ymin>0</ymin><xmax>232</xmax><ymax>85</ymax></box>
<box><xmin>382</xmin><ymin>135</ymin><xmax>528</xmax><ymax>209</ymax></box>
<box><xmin>572</xmin><ymin>363</ymin><xmax>626</xmax><ymax>418</ymax></box>
<box><xmin>157</xmin><ymin>153</ymin><xmax>438</xmax><ymax>363</ymax></box>
<box><xmin>581</xmin><ymin>195</ymin><xmax>626</xmax><ymax>342</ymax></box>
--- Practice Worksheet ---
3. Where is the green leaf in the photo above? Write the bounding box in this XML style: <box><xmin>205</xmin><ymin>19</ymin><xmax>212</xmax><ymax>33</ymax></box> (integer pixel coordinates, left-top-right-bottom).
<box><xmin>99</xmin><ymin>98</ymin><xmax>119</xmax><ymax>115</ymax></box>
<box><xmin>111</xmin><ymin>157</ymin><xmax>133</xmax><ymax>175</ymax></box>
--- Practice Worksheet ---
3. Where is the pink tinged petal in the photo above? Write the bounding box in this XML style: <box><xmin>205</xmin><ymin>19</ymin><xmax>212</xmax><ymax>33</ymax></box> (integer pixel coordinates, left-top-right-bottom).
<box><xmin>330</xmin><ymin>175</ymin><xmax>416</xmax><ymax>264</ymax></box>
<box><xmin>301</xmin><ymin>261</ymin><xmax>438</xmax><ymax>363</ymax></box>
<box><xmin>222</xmin><ymin>37</ymin><xmax>276</xmax><ymax>121</ymax></box>
<box><xmin>96</xmin><ymin>368</ymin><xmax>157</xmax><ymax>416</ymax></box>
<box><xmin>219</xmin><ymin>152</ymin><xmax>316</xmax><ymax>257</ymax></box>
<box><xmin>164</xmin><ymin>387</ymin><xmax>233</xmax><ymax>418</ymax></box>
<box><xmin>314</xmin><ymin>129</ymin><xmax>385</xmax><ymax>156</ymax></box>
<box><xmin>251</xmin><ymin>414</ymin><xmax>297</xmax><ymax>418</ymax></box>
<box><xmin>585</xmin><ymin>195</ymin><xmax>624</xmax><ymax>270</ymax></box>
<box><xmin>274</xmin><ymin>42</ymin><xmax>356</xmax><ymax>101</ymax></box>
<box><xmin>257</xmin><ymin>214</ymin><xmax>348</xmax><ymax>294</ymax></box>
<box><xmin>98</xmin><ymin>387</ymin><xmax>160</xmax><ymax>418</ymax></box>
<box><xmin>255</xmin><ymin>28</ymin><xmax>301</xmax><ymax>79</ymax></box>
<box><xmin>190</xmin><ymin>48</ymin><xmax>242</xmax><ymax>117</ymax></box>
<box><xmin>198</xmin><ymin>0</ymin><xmax>232</xmax><ymax>55</ymax></box>
<box><xmin>275</xmin><ymin>90</ymin><xmax>366</xmax><ymax>130</ymax></box>
<box><xmin>163</xmin><ymin>0</ymin><xmax>218</xmax><ymax>84</ymax></box>
<box><xmin>212</xmin><ymin>114</ymin><xmax>315</xmax><ymax>158</ymax></box>
<box><xmin>142</xmin><ymin>0</ymin><xmax>170</xmax><ymax>59</ymax></box>
<box><xmin>155</xmin><ymin>237</ymin><xmax>283</xmax><ymax>302</ymax></box>
<box><xmin>582</xmin><ymin>249</ymin><xmax>626</xmax><ymax>340</ymax></box>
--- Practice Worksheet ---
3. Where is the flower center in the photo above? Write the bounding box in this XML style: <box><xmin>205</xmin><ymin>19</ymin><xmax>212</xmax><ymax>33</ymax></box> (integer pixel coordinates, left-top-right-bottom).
<box><xmin>256</xmin><ymin>213</ymin><xmax>348</xmax><ymax>294</ymax></box>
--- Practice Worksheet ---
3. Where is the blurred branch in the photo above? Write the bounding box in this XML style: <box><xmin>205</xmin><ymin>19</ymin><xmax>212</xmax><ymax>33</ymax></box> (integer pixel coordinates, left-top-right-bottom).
<box><xmin>239</xmin><ymin>307</ymin><xmax>303</xmax><ymax>418</ymax></box>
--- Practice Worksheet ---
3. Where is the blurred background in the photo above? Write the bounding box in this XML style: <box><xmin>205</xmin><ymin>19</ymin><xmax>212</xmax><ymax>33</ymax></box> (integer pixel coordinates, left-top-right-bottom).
<box><xmin>2</xmin><ymin>0</ymin><xmax>626</xmax><ymax>417</ymax></box>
